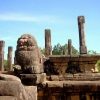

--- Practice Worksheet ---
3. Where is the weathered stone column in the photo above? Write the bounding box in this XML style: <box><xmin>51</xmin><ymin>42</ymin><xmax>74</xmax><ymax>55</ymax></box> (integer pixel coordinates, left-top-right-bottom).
<box><xmin>0</xmin><ymin>41</ymin><xmax>5</xmax><ymax>71</ymax></box>
<box><xmin>62</xmin><ymin>50</ymin><xmax>66</xmax><ymax>55</ymax></box>
<box><xmin>68</xmin><ymin>39</ymin><xmax>72</xmax><ymax>55</ymax></box>
<box><xmin>78</xmin><ymin>16</ymin><xmax>87</xmax><ymax>54</ymax></box>
<box><xmin>45</xmin><ymin>29</ymin><xmax>52</xmax><ymax>57</ymax></box>
<box><xmin>7</xmin><ymin>46</ymin><xmax>13</xmax><ymax>71</ymax></box>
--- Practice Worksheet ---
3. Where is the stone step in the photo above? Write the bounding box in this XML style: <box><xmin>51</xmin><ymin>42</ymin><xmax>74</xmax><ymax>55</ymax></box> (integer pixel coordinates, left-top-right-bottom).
<box><xmin>49</xmin><ymin>73</ymin><xmax>100</xmax><ymax>81</ymax></box>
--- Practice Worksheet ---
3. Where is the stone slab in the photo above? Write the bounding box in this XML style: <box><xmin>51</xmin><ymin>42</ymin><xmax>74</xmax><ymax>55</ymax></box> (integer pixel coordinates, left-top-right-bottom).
<box><xmin>0</xmin><ymin>81</ymin><xmax>35</xmax><ymax>100</ymax></box>
<box><xmin>49</xmin><ymin>54</ymin><xmax>100</xmax><ymax>62</ymax></box>
<box><xmin>49</xmin><ymin>55</ymin><xmax>70</xmax><ymax>62</ymax></box>
<box><xmin>43</xmin><ymin>81</ymin><xmax>100</xmax><ymax>92</ymax></box>
<box><xmin>25</xmin><ymin>86</ymin><xmax>37</xmax><ymax>100</ymax></box>
<box><xmin>46</xmin><ymin>73</ymin><xmax>100</xmax><ymax>81</ymax></box>
<box><xmin>0</xmin><ymin>96</ymin><xmax>17</xmax><ymax>100</ymax></box>
<box><xmin>50</xmin><ymin>75</ymin><xmax>59</xmax><ymax>81</ymax></box>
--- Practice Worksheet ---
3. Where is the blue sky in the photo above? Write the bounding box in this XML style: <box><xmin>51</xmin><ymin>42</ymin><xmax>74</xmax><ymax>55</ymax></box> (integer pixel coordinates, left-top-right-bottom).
<box><xmin>0</xmin><ymin>0</ymin><xmax>100</xmax><ymax>63</ymax></box>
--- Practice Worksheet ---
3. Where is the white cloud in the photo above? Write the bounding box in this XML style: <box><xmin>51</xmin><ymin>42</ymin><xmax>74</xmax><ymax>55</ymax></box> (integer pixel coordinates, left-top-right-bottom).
<box><xmin>0</xmin><ymin>36</ymin><xmax>16</xmax><ymax>41</ymax></box>
<box><xmin>0</xmin><ymin>13</ymin><xmax>64</xmax><ymax>24</ymax></box>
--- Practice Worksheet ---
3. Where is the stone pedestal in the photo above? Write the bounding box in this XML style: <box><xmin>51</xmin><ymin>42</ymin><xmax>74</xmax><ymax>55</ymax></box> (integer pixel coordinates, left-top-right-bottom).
<box><xmin>0</xmin><ymin>41</ymin><xmax>5</xmax><ymax>71</ymax></box>
<box><xmin>78</xmin><ymin>16</ymin><xmax>87</xmax><ymax>54</ymax></box>
<box><xmin>20</xmin><ymin>73</ymin><xmax>46</xmax><ymax>86</ymax></box>
<box><xmin>45</xmin><ymin>29</ymin><xmax>52</xmax><ymax>57</ymax></box>
<box><xmin>7</xmin><ymin>46</ymin><xmax>13</xmax><ymax>71</ymax></box>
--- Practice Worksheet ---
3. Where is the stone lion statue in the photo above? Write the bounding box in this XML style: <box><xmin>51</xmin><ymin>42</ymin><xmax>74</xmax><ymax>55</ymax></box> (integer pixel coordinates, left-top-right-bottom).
<box><xmin>15</xmin><ymin>34</ymin><xmax>44</xmax><ymax>74</ymax></box>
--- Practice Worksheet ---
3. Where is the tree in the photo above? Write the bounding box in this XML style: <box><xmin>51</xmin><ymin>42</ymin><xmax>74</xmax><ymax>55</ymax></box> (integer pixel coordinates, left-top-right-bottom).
<box><xmin>41</xmin><ymin>47</ymin><xmax>45</xmax><ymax>54</ymax></box>
<box><xmin>87</xmin><ymin>50</ymin><xmax>97</xmax><ymax>54</ymax></box>
<box><xmin>4</xmin><ymin>59</ymin><xmax>14</xmax><ymax>70</ymax></box>
<box><xmin>52</xmin><ymin>43</ymin><xmax>79</xmax><ymax>55</ymax></box>
<box><xmin>52</xmin><ymin>43</ymin><xmax>62</xmax><ymax>55</ymax></box>
<box><xmin>72</xmin><ymin>46</ymin><xmax>79</xmax><ymax>54</ymax></box>
<box><xmin>4</xmin><ymin>60</ymin><xmax>7</xmax><ymax>68</ymax></box>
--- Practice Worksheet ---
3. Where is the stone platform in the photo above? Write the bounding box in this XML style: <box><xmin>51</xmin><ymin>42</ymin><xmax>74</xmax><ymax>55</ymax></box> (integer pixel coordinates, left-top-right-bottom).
<box><xmin>38</xmin><ymin>80</ymin><xmax>100</xmax><ymax>100</ymax></box>
<box><xmin>47</xmin><ymin>54</ymin><xmax>100</xmax><ymax>74</ymax></box>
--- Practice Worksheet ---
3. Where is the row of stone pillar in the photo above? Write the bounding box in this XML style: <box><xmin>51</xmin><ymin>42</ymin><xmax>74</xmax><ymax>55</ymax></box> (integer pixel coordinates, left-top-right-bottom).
<box><xmin>0</xmin><ymin>16</ymin><xmax>87</xmax><ymax>70</ymax></box>
<box><xmin>45</xmin><ymin>30</ymin><xmax>72</xmax><ymax>56</ymax></box>
<box><xmin>45</xmin><ymin>16</ymin><xmax>87</xmax><ymax>56</ymax></box>
<box><xmin>0</xmin><ymin>41</ymin><xmax>13</xmax><ymax>71</ymax></box>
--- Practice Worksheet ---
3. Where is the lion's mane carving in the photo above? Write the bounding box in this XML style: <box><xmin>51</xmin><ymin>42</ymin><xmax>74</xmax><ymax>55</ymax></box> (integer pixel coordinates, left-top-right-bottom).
<box><xmin>15</xmin><ymin>34</ymin><xmax>43</xmax><ymax>74</ymax></box>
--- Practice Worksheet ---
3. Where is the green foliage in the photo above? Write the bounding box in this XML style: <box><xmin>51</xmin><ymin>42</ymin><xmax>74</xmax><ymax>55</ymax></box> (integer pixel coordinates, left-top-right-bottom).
<box><xmin>41</xmin><ymin>47</ymin><xmax>45</xmax><ymax>54</ymax></box>
<box><xmin>52</xmin><ymin>43</ymin><xmax>62</xmax><ymax>55</ymax></box>
<box><xmin>4</xmin><ymin>60</ymin><xmax>7</xmax><ymax>68</ymax></box>
<box><xmin>87</xmin><ymin>50</ymin><xmax>97</xmax><ymax>54</ymax></box>
<box><xmin>72</xmin><ymin>46</ymin><xmax>79</xmax><ymax>54</ymax></box>
<box><xmin>4</xmin><ymin>59</ymin><xmax>14</xmax><ymax>69</ymax></box>
<box><xmin>52</xmin><ymin>43</ymin><xmax>79</xmax><ymax>55</ymax></box>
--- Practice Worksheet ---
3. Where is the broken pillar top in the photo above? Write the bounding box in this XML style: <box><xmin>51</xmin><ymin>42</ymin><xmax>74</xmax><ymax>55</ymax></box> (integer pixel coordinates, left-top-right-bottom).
<box><xmin>45</xmin><ymin>29</ymin><xmax>51</xmax><ymax>36</ymax></box>
<box><xmin>0</xmin><ymin>41</ymin><xmax>5</xmax><ymax>46</ymax></box>
<box><xmin>45</xmin><ymin>29</ymin><xmax>51</xmax><ymax>31</ymax></box>
<box><xmin>78</xmin><ymin>16</ymin><xmax>85</xmax><ymax>24</ymax></box>
<box><xmin>8</xmin><ymin>46</ymin><xmax>13</xmax><ymax>51</ymax></box>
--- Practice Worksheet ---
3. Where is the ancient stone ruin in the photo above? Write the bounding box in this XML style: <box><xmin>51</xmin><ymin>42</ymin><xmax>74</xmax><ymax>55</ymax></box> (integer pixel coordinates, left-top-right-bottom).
<box><xmin>0</xmin><ymin>16</ymin><xmax>100</xmax><ymax>100</ymax></box>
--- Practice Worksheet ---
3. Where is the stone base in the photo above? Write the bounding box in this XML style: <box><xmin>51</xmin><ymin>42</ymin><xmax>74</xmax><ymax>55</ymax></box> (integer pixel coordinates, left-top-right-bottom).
<box><xmin>20</xmin><ymin>73</ymin><xmax>46</xmax><ymax>86</ymax></box>
<box><xmin>80</xmin><ymin>46</ymin><xmax>87</xmax><ymax>54</ymax></box>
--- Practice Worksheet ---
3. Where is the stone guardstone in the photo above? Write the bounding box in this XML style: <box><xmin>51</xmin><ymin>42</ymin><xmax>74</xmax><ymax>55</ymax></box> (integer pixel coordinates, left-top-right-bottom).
<box><xmin>0</xmin><ymin>96</ymin><xmax>17</xmax><ymax>100</ymax></box>
<box><xmin>20</xmin><ymin>73</ymin><xmax>46</xmax><ymax>85</ymax></box>
<box><xmin>25</xmin><ymin>86</ymin><xmax>37</xmax><ymax>100</ymax></box>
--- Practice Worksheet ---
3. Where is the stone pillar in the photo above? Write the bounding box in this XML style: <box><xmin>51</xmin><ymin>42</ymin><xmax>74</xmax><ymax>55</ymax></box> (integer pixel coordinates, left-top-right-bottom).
<box><xmin>45</xmin><ymin>29</ymin><xmax>52</xmax><ymax>57</ymax></box>
<box><xmin>62</xmin><ymin>50</ymin><xmax>66</xmax><ymax>55</ymax></box>
<box><xmin>68</xmin><ymin>39</ymin><xmax>72</xmax><ymax>55</ymax></box>
<box><xmin>7</xmin><ymin>46</ymin><xmax>13</xmax><ymax>71</ymax></box>
<box><xmin>0</xmin><ymin>41</ymin><xmax>5</xmax><ymax>71</ymax></box>
<box><xmin>78</xmin><ymin>16</ymin><xmax>87</xmax><ymax>54</ymax></box>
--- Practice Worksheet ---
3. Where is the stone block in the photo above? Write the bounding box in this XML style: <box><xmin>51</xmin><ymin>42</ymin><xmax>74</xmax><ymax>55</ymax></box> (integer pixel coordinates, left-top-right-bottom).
<box><xmin>50</xmin><ymin>75</ymin><xmax>59</xmax><ymax>81</ymax></box>
<box><xmin>21</xmin><ymin>73</ymin><xmax>46</xmax><ymax>85</ymax></box>
<box><xmin>59</xmin><ymin>74</ymin><xmax>73</xmax><ymax>81</ymax></box>
<box><xmin>78</xmin><ymin>16</ymin><xmax>85</xmax><ymax>24</ymax></box>
<box><xmin>53</xmin><ymin>64</ymin><xmax>68</xmax><ymax>74</ymax></box>
<box><xmin>0</xmin><ymin>80</ymin><xmax>36</xmax><ymax>100</ymax></box>
<box><xmin>84</xmin><ymin>64</ymin><xmax>96</xmax><ymax>73</ymax></box>
<box><xmin>25</xmin><ymin>86</ymin><xmax>37</xmax><ymax>100</ymax></box>
<box><xmin>0</xmin><ymin>74</ymin><xmax>21</xmax><ymax>82</ymax></box>
<box><xmin>70</xmin><ymin>55</ymin><xmax>79</xmax><ymax>61</ymax></box>
<box><xmin>49</xmin><ymin>55</ymin><xmax>70</xmax><ymax>62</ymax></box>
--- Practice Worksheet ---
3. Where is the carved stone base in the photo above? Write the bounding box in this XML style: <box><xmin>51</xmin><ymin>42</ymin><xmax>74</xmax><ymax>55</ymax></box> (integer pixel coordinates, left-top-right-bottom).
<box><xmin>80</xmin><ymin>46</ymin><xmax>87</xmax><ymax>54</ymax></box>
<box><xmin>20</xmin><ymin>73</ymin><xmax>46</xmax><ymax>86</ymax></box>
